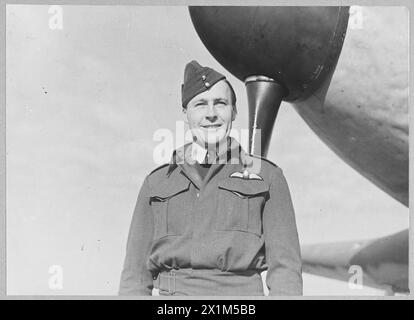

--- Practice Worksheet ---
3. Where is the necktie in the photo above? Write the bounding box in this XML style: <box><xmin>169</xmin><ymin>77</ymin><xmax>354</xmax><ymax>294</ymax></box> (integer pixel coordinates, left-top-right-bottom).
<box><xmin>204</xmin><ymin>151</ymin><xmax>216</xmax><ymax>164</ymax></box>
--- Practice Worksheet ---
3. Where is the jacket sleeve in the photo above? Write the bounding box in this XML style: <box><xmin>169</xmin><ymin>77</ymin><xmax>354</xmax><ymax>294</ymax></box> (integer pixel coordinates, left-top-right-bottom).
<box><xmin>119</xmin><ymin>176</ymin><xmax>154</xmax><ymax>296</ymax></box>
<box><xmin>263</xmin><ymin>167</ymin><xmax>303</xmax><ymax>296</ymax></box>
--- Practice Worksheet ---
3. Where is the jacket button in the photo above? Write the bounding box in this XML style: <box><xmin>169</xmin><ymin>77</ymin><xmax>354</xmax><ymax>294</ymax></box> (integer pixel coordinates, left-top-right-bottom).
<box><xmin>196</xmin><ymin>193</ymin><xmax>200</xmax><ymax>198</ymax></box>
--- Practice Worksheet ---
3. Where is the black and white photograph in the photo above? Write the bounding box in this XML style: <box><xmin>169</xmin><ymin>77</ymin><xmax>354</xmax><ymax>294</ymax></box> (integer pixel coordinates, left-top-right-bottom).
<box><xmin>5</xmin><ymin>4</ymin><xmax>410</xmax><ymax>296</ymax></box>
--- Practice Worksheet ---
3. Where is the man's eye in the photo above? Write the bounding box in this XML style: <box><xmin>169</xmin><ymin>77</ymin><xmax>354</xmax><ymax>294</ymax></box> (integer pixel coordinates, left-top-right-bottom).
<box><xmin>216</xmin><ymin>101</ymin><xmax>227</xmax><ymax>106</ymax></box>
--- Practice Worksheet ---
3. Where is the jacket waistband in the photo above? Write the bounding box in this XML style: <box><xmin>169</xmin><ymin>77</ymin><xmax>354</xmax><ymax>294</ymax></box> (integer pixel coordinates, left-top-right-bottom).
<box><xmin>154</xmin><ymin>269</ymin><xmax>264</xmax><ymax>296</ymax></box>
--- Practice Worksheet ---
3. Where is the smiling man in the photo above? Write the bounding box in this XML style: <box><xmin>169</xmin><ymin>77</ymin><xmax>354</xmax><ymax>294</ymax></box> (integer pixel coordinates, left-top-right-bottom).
<box><xmin>182</xmin><ymin>62</ymin><xmax>236</xmax><ymax>161</ymax></box>
<box><xmin>119</xmin><ymin>61</ymin><xmax>303</xmax><ymax>296</ymax></box>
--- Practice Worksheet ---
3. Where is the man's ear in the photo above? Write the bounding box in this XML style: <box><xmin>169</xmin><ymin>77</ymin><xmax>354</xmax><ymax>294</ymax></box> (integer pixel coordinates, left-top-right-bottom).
<box><xmin>182</xmin><ymin>107</ymin><xmax>190</xmax><ymax>125</ymax></box>
<box><xmin>231</xmin><ymin>105</ymin><xmax>237</xmax><ymax>121</ymax></box>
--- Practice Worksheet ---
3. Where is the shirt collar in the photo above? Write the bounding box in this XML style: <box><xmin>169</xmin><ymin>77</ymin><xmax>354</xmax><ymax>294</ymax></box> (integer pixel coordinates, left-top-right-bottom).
<box><xmin>190</xmin><ymin>142</ymin><xmax>208</xmax><ymax>164</ymax></box>
<box><xmin>190</xmin><ymin>138</ymin><xmax>236</xmax><ymax>164</ymax></box>
<box><xmin>167</xmin><ymin>137</ymin><xmax>246</xmax><ymax>175</ymax></box>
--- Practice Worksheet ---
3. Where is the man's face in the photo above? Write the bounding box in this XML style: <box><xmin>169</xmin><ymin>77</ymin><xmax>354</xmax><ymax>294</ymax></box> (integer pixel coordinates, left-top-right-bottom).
<box><xmin>184</xmin><ymin>80</ymin><xmax>236</xmax><ymax>148</ymax></box>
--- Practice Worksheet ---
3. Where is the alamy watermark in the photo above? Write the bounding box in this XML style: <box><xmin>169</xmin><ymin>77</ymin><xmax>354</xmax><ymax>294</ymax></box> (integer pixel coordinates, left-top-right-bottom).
<box><xmin>348</xmin><ymin>265</ymin><xmax>363</xmax><ymax>290</ymax></box>
<box><xmin>48</xmin><ymin>6</ymin><xmax>63</xmax><ymax>30</ymax></box>
<box><xmin>152</xmin><ymin>121</ymin><xmax>261</xmax><ymax>171</ymax></box>
<box><xmin>48</xmin><ymin>265</ymin><xmax>63</xmax><ymax>290</ymax></box>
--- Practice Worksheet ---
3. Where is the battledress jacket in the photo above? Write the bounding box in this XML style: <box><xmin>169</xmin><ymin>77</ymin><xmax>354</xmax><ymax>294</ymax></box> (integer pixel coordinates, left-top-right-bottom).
<box><xmin>119</xmin><ymin>140</ymin><xmax>303</xmax><ymax>296</ymax></box>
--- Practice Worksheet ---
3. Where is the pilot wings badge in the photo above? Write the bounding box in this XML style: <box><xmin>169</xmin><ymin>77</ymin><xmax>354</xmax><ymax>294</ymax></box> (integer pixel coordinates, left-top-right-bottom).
<box><xmin>230</xmin><ymin>169</ymin><xmax>263</xmax><ymax>181</ymax></box>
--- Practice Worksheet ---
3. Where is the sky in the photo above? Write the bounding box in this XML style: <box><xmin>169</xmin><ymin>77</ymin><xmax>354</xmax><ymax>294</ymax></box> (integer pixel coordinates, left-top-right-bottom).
<box><xmin>6</xmin><ymin>5</ymin><xmax>408</xmax><ymax>295</ymax></box>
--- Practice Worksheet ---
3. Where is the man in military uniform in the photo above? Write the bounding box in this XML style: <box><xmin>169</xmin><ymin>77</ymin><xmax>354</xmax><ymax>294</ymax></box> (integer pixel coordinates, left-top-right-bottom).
<box><xmin>119</xmin><ymin>61</ymin><xmax>303</xmax><ymax>296</ymax></box>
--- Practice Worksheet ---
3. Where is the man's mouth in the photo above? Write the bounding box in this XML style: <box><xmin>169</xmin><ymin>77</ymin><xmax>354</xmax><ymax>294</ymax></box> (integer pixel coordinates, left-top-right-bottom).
<box><xmin>201</xmin><ymin>124</ymin><xmax>222</xmax><ymax>129</ymax></box>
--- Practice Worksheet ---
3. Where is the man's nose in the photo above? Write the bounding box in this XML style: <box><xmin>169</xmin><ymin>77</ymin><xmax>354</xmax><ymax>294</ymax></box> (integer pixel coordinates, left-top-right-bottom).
<box><xmin>205</xmin><ymin>104</ymin><xmax>218</xmax><ymax>122</ymax></box>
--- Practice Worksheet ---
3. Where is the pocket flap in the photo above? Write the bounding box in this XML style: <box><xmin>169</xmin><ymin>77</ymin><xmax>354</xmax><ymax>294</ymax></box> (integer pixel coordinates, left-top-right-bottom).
<box><xmin>149</xmin><ymin>178</ymin><xmax>191</xmax><ymax>201</ymax></box>
<box><xmin>218</xmin><ymin>178</ymin><xmax>269</xmax><ymax>197</ymax></box>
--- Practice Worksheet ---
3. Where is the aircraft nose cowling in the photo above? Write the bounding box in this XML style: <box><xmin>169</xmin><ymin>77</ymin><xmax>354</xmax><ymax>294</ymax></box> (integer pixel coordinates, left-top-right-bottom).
<box><xmin>189</xmin><ymin>6</ymin><xmax>349</xmax><ymax>156</ymax></box>
<box><xmin>189</xmin><ymin>6</ymin><xmax>349</xmax><ymax>102</ymax></box>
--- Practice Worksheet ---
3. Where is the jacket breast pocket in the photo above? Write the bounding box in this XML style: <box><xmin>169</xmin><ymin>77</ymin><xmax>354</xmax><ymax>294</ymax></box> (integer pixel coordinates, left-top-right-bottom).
<box><xmin>150</xmin><ymin>181</ymin><xmax>191</xmax><ymax>240</ymax></box>
<box><xmin>215</xmin><ymin>178</ymin><xmax>269</xmax><ymax>236</ymax></box>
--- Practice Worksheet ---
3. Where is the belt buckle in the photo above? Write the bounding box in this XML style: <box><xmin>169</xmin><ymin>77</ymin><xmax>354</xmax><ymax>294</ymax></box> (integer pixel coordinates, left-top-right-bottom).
<box><xmin>168</xmin><ymin>270</ymin><xmax>176</xmax><ymax>295</ymax></box>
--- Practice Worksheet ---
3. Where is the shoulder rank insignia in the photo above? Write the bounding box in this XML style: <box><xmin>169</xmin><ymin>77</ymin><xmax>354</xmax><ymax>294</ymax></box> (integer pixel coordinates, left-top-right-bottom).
<box><xmin>230</xmin><ymin>169</ymin><xmax>263</xmax><ymax>181</ymax></box>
